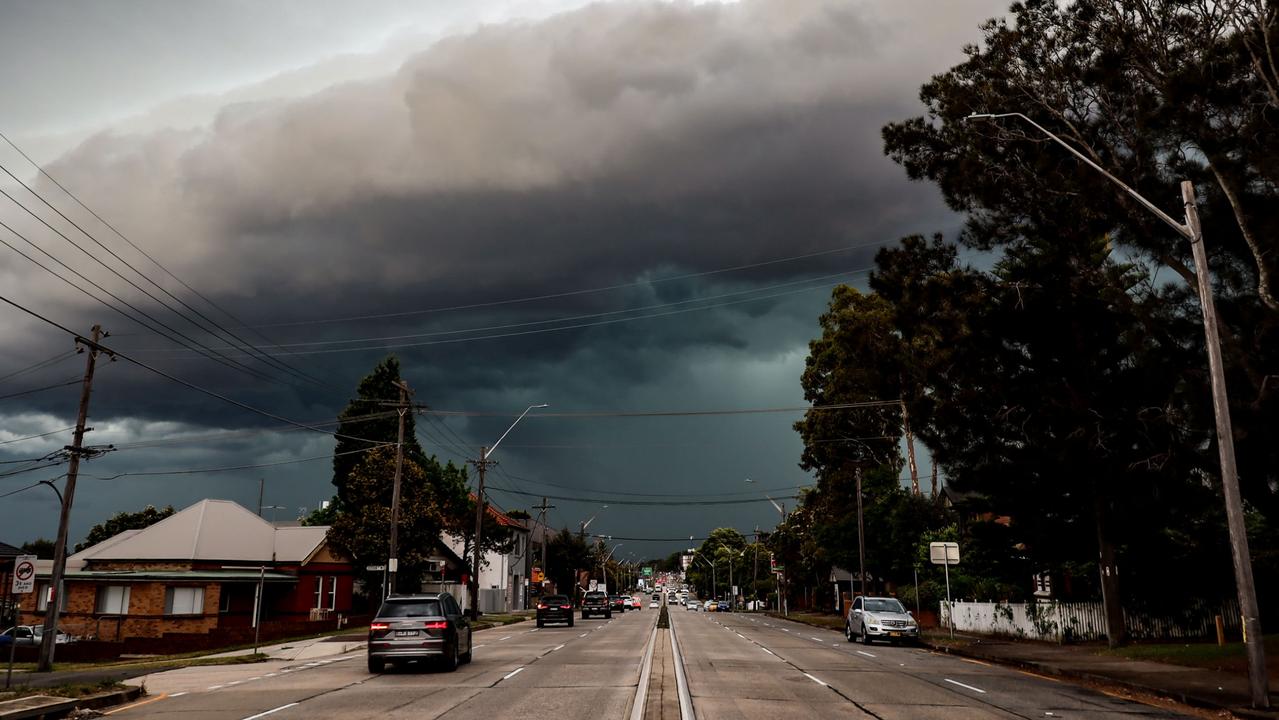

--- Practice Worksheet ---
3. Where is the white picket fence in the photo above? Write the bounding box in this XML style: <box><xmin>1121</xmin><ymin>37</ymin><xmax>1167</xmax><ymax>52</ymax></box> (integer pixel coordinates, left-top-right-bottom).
<box><xmin>941</xmin><ymin>599</ymin><xmax>1240</xmax><ymax>642</ymax></box>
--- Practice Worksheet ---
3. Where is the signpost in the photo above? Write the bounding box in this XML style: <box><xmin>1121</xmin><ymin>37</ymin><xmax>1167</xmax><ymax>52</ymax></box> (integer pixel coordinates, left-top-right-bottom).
<box><xmin>7</xmin><ymin>555</ymin><xmax>35</xmax><ymax>688</ymax></box>
<box><xmin>929</xmin><ymin>542</ymin><xmax>960</xmax><ymax>638</ymax></box>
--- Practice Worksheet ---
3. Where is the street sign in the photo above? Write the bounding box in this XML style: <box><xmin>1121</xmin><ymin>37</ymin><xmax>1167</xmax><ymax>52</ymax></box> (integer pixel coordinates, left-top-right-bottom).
<box><xmin>365</xmin><ymin>564</ymin><xmax>387</xmax><ymax>572</ymax></box>
<box><xmin>11</xmin><ymin>555</ymin><xmax>35</xmax><ymax>594</ymax></box>
<box><xmin>588</xmin><ymin>579</ymin><xmax>598</xmax><ymax>592</ymax></box>
<box><xmin>642</xmin><ymin>566</ymin><xmax>653</xmax><ymax>577</ymax></box>
<box><xmin>929</xmin><ymin>542</ymin><xmax>960</xmax><ymax>565</ymax></box>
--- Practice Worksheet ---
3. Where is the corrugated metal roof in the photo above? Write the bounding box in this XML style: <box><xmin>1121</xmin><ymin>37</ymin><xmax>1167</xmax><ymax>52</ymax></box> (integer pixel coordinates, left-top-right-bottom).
<box><xmin>71</xmin><ymin>499</ymin><xmax>329</xmax><ymax>563</ymax></box>
<box><xmin>62</xmin><ymin>569</ymin><xmax>298</xmax><ymax>582</ymax></box>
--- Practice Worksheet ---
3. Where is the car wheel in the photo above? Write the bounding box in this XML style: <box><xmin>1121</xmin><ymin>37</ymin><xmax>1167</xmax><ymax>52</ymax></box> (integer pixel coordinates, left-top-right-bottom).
<box><xmin>367</xmin><ymin>656</ymin><xmax>385</xmax><ymax>673</ymax></box>
<box><xmin>460</xmin><ymin>629</ymin><xmax>473</xmax><ymax>664</ymax></box>
<box><xmin>845</xmin><ymin>623</ymin><xmax>855</xmax><ymax>643</ymax></box>
<box><xmin>441</xmin><ymin>638</ymin><xmax>459</xmax><ymax>672</ymax></box>
<box><xmin>568</xmin><ymin>617</ymin><xmax>575</xmax><ymax>627</ymax></box>
<box><xmin>606</xmin><ymin>612</ymin><xmax>612</xmax><ymax>619</ymax></box>
<box><xmin>537</xmin><ymin>619</ymin><xmax>544</xmax><ymax>628</ymax></box>
<box><xmin>860</xmin><ymin>628</ymin><xmax>872</xmax><ymax>645</ymax></box>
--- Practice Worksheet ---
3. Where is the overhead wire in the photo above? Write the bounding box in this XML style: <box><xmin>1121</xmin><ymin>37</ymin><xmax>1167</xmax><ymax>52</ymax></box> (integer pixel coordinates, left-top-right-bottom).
<box><xmin>0</xmin><ymin>377</ymin><xmax>80</xmax><ymax>402</ymax></box>
<box><xmin>81</xmin><ymin>444</ymin><xmax>394</xmax><ymax>480</ymax></box>
<box><xmin>0</xmin><ymin>426</ymin><xmax>74</xmax><ymax>446</ymax></box>
<box><xmin>0</xmin><ymin>350</ymin><xmax>77</xmax><ymax>385</ymax></box>
<box><xmin>0</xmin><ymin>475</ymin><xmax>64</xmax><ymax>500</ymax></box>
<box><xmin>0</xmin><ymin>131</ymin><xmax>336</xmax><ymax>387</ymax></box>
<box><xmin>489</xmin><ymin>487</ymin><xmax>802</xmax><ymax>507</ymax></box>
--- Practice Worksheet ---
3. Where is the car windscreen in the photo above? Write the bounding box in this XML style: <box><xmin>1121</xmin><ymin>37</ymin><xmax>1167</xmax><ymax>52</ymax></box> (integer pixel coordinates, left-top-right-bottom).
<box><xmin>543</xmin><ymin>596</ymin><xmax>569</xmax><ymax>604</ymax></box>
<box><xmin>585</xmin><ymin>592</ymin><xmax>606</xmax><ymax>599</ymax></box>
<box><xmin>864</xmin><ymin>599</ymin><xmax>906</xmax><ymax>614</ymax></box>
<box><xmin>377</xmin><ymin>600</ymin><xmax>442</xmax><ymax>618</ymax></box>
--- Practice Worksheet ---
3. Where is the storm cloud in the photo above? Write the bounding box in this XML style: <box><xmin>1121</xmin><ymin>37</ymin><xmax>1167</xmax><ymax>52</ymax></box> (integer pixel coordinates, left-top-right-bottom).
<box><xmin>0</xmin><ymin>0</ymin><xmax>1003</xmax><ymax>550</ymax></box>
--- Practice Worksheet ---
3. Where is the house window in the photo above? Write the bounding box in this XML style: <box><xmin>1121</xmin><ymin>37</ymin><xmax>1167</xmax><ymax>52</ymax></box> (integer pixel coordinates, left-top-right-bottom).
<box><xmin>327</xmin><ymin>577</ymin><xmax>337</xmax><ymax>610</ymax></box>
<box><xmin>165</xmin><ymin>586</ymin><xmax>205</xmax><ymax>615</ymax></box>
<box><xmin>35</xmin><ymin>584</ymin><xmax>66</xmax><ymax>612</ymax></box>
<box><xmin>313</xmin><ymin>576</ymin><xmax>323</xmax><ymax>609</ymax></box>
<box><xmin>95</xmin><ymin>585</ymin><xmax>131</xmax><ymax>615</ymax></box>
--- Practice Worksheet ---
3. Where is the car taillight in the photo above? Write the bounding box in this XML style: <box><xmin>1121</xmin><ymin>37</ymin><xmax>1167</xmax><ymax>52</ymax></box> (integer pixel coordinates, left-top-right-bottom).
<box><xmin>537</xmin><ymin>603</ymin><xmax>547</xmax><ymax>609</ymax></box>
<box><xmin>370</xmin><ymin>623</ymin><xmax>389</xmax><ymax>631</ymax></box>
<box><xmin>424</xmin><ymin>621</ymin><xmax>448</xmax><ymax>630</ymax></box>
<box><xmin>560</xmin><ymin>604</ymin><xmax>572</xmax><ymax>609</ymax></box>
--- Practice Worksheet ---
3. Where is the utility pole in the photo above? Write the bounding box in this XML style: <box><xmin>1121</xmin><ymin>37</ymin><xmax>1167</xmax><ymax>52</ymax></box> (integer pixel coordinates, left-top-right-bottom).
<box><xmin>901</xmin><ymin>400</ymin><xmax>920</xmax><ymax>495</ymax></box>
<box><xmin>533</xmin><ymin>497</ymin><xmax>554</xmax><ymax>593</ymax></box>
<box><xmin>38</xmin><ymin>325</ymin><xmax>108</xmax><ymax>672</ymax></box>
<box><xmin>856</xmin><ymin>467</ymin><xmax>867</xmax><ymax>599</ymax></box>
<box><xmin>1184</xmin><ymin>181</ymin><xmax>1268</xmax><ymax>707</ymax></box>
<box><xmin>386</xmin><ymin>379</ymin><xmax>412</xmax><ymax>597</ymax></box>
<box><xmin>257</xmin><ymin>478</ymin><xmax>265</xmax><ymax>517</ymax></box>
<box><xmin>753</xmin><ymin>527</ymin><xmax>760</xmax><ymax>609</ymax></box>
<box><xmin>469</xmin><ymin>447</ymin><xmax>494</xmax><ymax>619</ymax></box>
<box><xmin>930</xmin><ymin>464</ymin><xmax>938</xmax><ymax>499</ymax></box>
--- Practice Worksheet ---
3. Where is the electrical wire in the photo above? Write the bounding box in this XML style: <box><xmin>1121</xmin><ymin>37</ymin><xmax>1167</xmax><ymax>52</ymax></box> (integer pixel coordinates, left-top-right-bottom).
<box><xmin>82</xmin><ymin>444</ymin><xmax>393</xmax><ymax>480</ymax></box>
<box><xmin>0</xmin><ymin>293</ymin><xmax>384</xmax><ymax>444</ymax></box>
<box><xmin>0</xmin><ymin>378</ymin><xmax>80</xmax><ymax>402</ymax></box>
<box><xmin>493</xmin><ymin>472</ymin><xmax>807</xmax><ymax>499</ymax></box>
<box><xmin>487</xmin><ymin>486</ymin><xmax>802</xmax><ymax>507</ymax></box>
<box><xmin>107</xmin><ymin>409</ymin><xmax>401</xmax><ymax>452</ymax></box>
<box><xmin>418</xmin><ymin>400</ymin><xmax>900</xmax><ymax>419</ymax></box>
<box><xmin>0</xmin><ymin>475</ymin><xmax>64</xmax><ymax>500</ymax></box>
<box><xmin>0</xmin><ymin>427</ymin><xmax>73</xmax><ymax>446</ymax></box>
<box><xmin>0</xmin><ymin>350</ymin><xmax>76</xmax><ymax>385</ymax></box>
<box><xmin>0</xmin><ymin>130</ymin><xmax>335</xmax><ymax>387</ymax></box>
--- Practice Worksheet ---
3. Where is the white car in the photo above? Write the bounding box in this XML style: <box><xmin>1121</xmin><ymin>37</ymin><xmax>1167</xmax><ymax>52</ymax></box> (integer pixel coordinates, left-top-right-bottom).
<box><xmin>845</xmin><ymin>596</ymin><xmax>919</xmax><ymax>645</ymax></box>
<box><xmin>649</xmin><ymin>600</ymin><xmax>659</xmax><ymax>608</ymax></box>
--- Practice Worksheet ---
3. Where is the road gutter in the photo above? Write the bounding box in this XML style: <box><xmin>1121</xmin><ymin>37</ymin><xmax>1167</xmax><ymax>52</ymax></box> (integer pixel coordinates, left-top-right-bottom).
<box><xmin>628</xmin><ymin>624</ymin><xmax>659</xmax><ymax>720</ymax></box>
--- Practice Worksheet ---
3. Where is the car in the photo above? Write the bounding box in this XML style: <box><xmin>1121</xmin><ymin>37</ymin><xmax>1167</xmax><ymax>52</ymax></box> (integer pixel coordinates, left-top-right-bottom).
<box><xmin>0</xmin><ymin>626</ymin><xmax>74</xmax><ymax>646</ymax></box>
<box><xmin>649</xmin><ymin>599</ymin><xmax>659</xmax><ymax>608</ymax></box>
<box><xmin>845</xmin><ymin>596</ymin><xmax>919</xmax><ymax>645</ymax></box>
<box><xmin>685</xmin><ymin>600</ymin><xmax>697</xmax><ymax>611</ymax></box>
<box><xmin>609</xmin><ymin>595</ymin><xmax>628</xmax><ymax>613</ymax></box>
<box><xmin>582</xmin><ymin>591</ymin><xmax>612</xmax><ymax>619</ymax></box>
<box><xmin>367</xmin><ymin>592</ymin><xmax>472</xmax><ymax>673</ymax></box>
<box><xmin>704</xmin><ymin>600</ymin><xmax>715</xmax><ymax>612</ymax></box>
<box><xmin>717</xmin><ymin>600</ymin><xmax>730</xmax><ymax>612</ymax></box>
<box><xmin>537</xmin><ymin>594</ymin><xmax>575</xmax><ymax>628</ymax></box>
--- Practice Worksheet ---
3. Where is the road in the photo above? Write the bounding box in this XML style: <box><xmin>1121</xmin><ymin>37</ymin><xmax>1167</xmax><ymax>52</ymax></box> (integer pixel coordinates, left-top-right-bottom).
<box><xmin>106</xmin><ymin>607</ymin><xmax>1188</xmax><ymax>719</ymax></box>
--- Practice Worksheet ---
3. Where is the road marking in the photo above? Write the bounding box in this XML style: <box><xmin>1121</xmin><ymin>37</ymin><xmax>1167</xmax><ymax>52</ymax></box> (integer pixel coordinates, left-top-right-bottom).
<box><xmin>735</xmin><ymin>633</ymin><xmax>746</xmax><ymax>639</ymax></box>
<box><xmin>803</xmin><ymin>672</ymin><xmax>829</xmax><ymax>687</ymax></box>
<box><xmin>473</xmin><ymin>644</ymin><xmax>486</xmax><ymax>649</ymax></box>
<box><xmin>249</xmin><ymin>677</ymin><xmax>262</xmax><ymax>681</ymax></box>
<box><xmin>553</xmin><ymin>643</ymin><xmax>566</xmax><ymax>651</ymax></box>
<box><xmin>242</xmin><ymin>703</ymin><xmax>299</xmax><ymax>720</ymax></box>
<box><xmin>810</xmin><ymin>637</ymin><xmax>823</xmax><ymax>642</ymax></box>
<box><xmin>500</xmin><ymin>636</ymin><xmax>512</xmax><ymax>641</ymax></box>
<box><xmin>208</xmin><ymin>685</ymin><xmax>224</xmax><ymax>690</ymax></box>
<box><xmin>782</xmin><ymin>628</ymin><xmax>790</xmax><ymax>632</ymax></box>
<box><xmin>856</xmin><ymin>650</ymin><xmax>876</xmax><ymax>658</ymax></box>
<box><xmin>103</xmin><ymin>693</ymin><xmax>170</xmax><ymax>715</ymax></box>
<box><xmin>502</xmin><ymin>667</ymin><xmax>525</xmax><ymax>681</ymax></box>
<box><xmin>944</xmin><ymin>678</ymin><xmax>987</xmax><ymax>694</ymax></box>
<box><xmin>170</xmin><ymin>692</ymin><xmax>188</xmax><ymax>698</ymax></box>
<box><xmin>761</xmin><ymin>647</ymin><xmax>776</xmax><ymax>656</ymax></box>
<box><xmin>228</xmin><ymin>680</ymin><xmax>243</xmax><ymax>686</ymax></box>
<box><xmin>579</xmin><ymin>632</ymin><xmax>588</xmax><ymax>638</ymax></box>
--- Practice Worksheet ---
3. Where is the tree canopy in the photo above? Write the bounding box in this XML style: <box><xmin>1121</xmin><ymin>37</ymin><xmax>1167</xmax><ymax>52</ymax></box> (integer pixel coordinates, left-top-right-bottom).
<box><xmin>76</xmin><ymin>505</ymin><xmax>175</xmax><ymax>552</ymax></box>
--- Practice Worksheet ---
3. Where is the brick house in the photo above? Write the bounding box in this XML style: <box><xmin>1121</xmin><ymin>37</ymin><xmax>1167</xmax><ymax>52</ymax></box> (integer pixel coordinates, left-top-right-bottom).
<box><xmin>18</xmin><ymin>499</ymin><xmax>355</xmax><ymax>640</ymax></box>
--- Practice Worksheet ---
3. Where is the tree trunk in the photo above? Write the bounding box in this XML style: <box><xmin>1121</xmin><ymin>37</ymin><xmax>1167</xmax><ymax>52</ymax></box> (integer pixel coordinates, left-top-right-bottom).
<box><xmin>1094</xmin><ymin>493</ymin><xmax>1126</xmax><ymax>647</ymax></box>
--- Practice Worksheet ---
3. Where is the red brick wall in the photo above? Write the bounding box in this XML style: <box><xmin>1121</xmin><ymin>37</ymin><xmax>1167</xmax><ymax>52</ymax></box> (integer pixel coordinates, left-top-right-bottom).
<box><xmin>19</xmin><ymin>581</ymin><xmax>221</xmax><ymax>639</ymax></box>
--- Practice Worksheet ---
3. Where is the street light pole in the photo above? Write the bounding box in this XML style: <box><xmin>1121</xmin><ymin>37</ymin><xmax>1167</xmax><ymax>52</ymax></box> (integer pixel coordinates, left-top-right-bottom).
<box><xmin>968</xmin><ymin>111</ymin><xmax>1268</xmax><ymax>707</ymax></box>
<box><xmin>387</xmin><ymin>380</ymin><xmax>411</xmax><ymax>597</ymax></box>
<box><xmin>469</xmin><ymin>403</ymin><xmax>547</xmax><ymax>619</ymax></box>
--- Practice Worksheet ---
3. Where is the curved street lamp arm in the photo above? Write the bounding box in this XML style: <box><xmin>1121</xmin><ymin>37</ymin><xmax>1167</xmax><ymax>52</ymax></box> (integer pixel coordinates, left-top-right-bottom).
<box><xmin>488</xmin><ymin>403</ymin><xmax>549</xmax><ymax>456</ymax></box>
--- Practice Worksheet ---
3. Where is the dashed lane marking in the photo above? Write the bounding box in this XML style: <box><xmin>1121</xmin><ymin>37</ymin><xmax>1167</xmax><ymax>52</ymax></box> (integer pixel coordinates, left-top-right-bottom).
<box><xmin>803</xmin><ymin>673</ymin><xmax>829</xmax><ymax>687</ymax></box>
<box><xmin>500</xmin><ymin>636</ymin><xmax>512</xmax><ymax>641</ymax></box>
<box><xmin>170</xmin><ymin>692</ymin><xmax>188</xmax><ymax>698</ymax></box>
<box><xmin>241</xmin><ymin>702</ymin><xmax>299</xmax><ymax>720</ymax></box>
<box><xmin>502</xmin><ymin>667</ymin><xmax>526</xmax><ymax>681</ymax></box>
<box><xmin>944</xmin><ymin>678</ymin><xmax>987</xmax><ymax>694</ymax></box>
<box><xmin>856</xmin><ymin>650</ymin><xmax>876</xmax><ymax>658</ymax></box>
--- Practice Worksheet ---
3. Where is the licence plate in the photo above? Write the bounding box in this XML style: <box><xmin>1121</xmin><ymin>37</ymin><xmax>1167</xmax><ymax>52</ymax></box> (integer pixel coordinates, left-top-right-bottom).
<box><xmin>395</xmin><ymin>630</ymin><xmax>418</xmax><ymax>637</ymax></box>
<box><xmin>889</xmin><ymin>631</ymin><xmax>901</xmax><ymax>637</ymax></box>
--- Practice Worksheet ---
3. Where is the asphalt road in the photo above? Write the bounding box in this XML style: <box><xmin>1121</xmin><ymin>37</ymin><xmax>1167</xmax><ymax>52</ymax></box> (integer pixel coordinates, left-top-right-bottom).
<box><xmin>671</xmin><ymin>609</ymin><xmax>1188</xmax><ymax>719</ymax></box>
<box><xmin>108</xmin><ymin>609</ymin><xmax>654</xmax><ymax>719</ymax></box>
<box><xmin>105</xmin><ymin>607</ymin><xmax>1192</xmax><ymax>719</ymax></box>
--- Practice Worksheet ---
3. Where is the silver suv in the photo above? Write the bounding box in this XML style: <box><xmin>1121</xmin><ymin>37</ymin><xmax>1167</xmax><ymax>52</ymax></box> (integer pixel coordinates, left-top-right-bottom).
<box><xmin>845</xmin><ymin>596</ymin><xmax>918</xmax><ymax>645</ymax></box>
<box><xmin>367</xmin><ymin>593</ymin><xmax>472</xmax><ymax>673</ymax></box>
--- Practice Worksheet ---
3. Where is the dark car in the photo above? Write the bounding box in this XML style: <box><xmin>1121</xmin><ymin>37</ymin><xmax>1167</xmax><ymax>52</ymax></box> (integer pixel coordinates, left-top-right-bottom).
<box><xmin>537</xmin><ymin>594</ymin><xmax>574</xmax><ymax>628</ymax></box>
<box><xmin>367</xmin><ymin>593</ymin><xmax>472</xmax><ymax>673</ymax></box>
<box><xmin>582</xmin><ymin>590</ymin><xmax>612</xmax><ymax>619</ymax></box>
<box><xmin>609</xmin><ymin>595</ymin><xmax>627</xmax><ymax>613</ymax></box>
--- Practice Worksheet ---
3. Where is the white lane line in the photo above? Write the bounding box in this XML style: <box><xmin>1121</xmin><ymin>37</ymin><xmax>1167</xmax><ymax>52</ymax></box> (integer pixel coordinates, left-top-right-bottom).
<box><xmin>249</xmin><ymin>676</ymin><xmax>262</xmax><ymax>681</ymax></box>
<box><xmin>500</xmin><ymin>635</ymin><xmax>512</xmax><ymax>641</ymax></box>
<box><xmin>473</xmin><ymin>644</ymin><xmax>486</xmax><ymax>649</ymax></box>
<box><xmin>241</xmin><ymin>703</ymin><xmax>299</xmax><ymax>720</ymax></box>
<box><xmin>760</xmin><ymin>647</ymin><xmax>776</xmax><ymax>656</ymax></box>
<box><xmin>579</xmin><ymin>632</ymin><xmax>588</xmax><ymax>638</ymax></box>
<box><xmin>810</xmin><ymin>637</ymin><xmax>823</xmax><ymax>642</ymax></box>
<box><xmin>856</xmin><ymin>650</ymin><xmax>876</xmax><ymax>658</ymax></box>
<box><xmin>227</xmin><ymin>681</ymin><xmax>243</xmax><ymax>686</ymax></box>
<box><xmin>782</xmin><ymin>628</ymin><xmax>790</xmax><ymax>632</ymax></box>
<box><xmin>944</xmin><ymin>678</ymin><xmax>987</xmax><ymax>694</ymax></box>
<box><xmin>265</xmin><ymin>673</ymin><xmax>278</xmax><ymax>677</ymax></box>
<box><xmin>803</xmin><ymin>672</ymin><xmax>829</xmax><ymax>687</ymax></box>
<box><xmin>170</xmin><ymin>692</ymin><xmax>188</xmax><ymax>698</ymax></box>
<box><xmin>208</xmin><ymin>685</ymin><xmax>224</xmax><ymax>690</ymax></box>
<box><xmin>553</xmin><ymin>643</ymin><xmax>566</xmax><ymax>651</ymax></box>
<box><xmin>735</xmin><ymin>633</ymin><xmax>746</xmax><ymax>639</ymax></box>
<box><xmin>502</xmin><ymin>667</ymin><xmax>526</xmax><ymax>681</ymax></box>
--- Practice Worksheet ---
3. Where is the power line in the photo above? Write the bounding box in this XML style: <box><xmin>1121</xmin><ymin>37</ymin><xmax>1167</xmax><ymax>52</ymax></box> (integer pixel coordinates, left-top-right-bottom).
<box><xmin>82</xmin><ymin>444</ymin><xmax>393</xmax><ymax>480</ymax></box>
<box><xmin>487</xmin><ymin>486</ymin><xmax>802</xmax><ymax>507</ymax></box>
<box><xmin>0</xmin><ymin>378</ymin><xmax>80</xmax><ymax>402</ymax></box>
<box><xmin>418</xmin><ymin>400</ymin><xmax>900</xmax><ymax>419</ymax></box>
<box><xmin>0</xmin><ymin>427</ymin><xmax>74</xmax><ymax>446</ymax></box>
<box><xmin>229</xmin><ymin>239</ymin><xmax>898</xmax><ymax>330</ymax></box>
<box><xmin>107</xmin><ymin>409</ymin><xmax>401</xmax><ymax>452</ymax></box>
<box><xmin>495</xmin><ymin>472</ymin><xmax>807</xmax><ymax>499</ymax></box>
<box><xmin>0</xmin><ymin>293</ymin><xmax>383</xmax><ymax>444</ymax></box>
<box><xmin>0</xmin><ymin>130</ymin><xmax>334</xmax><ymax>387</ymax></box>
<box><xmin>0</xmin><ymin>475</ymin><xmax>64</xmax><ymax>500</ymax></box>
<box><xmin>0</xmin><ymin>350</ymin><xmax>77</xmax><ymax>385</ymax></box>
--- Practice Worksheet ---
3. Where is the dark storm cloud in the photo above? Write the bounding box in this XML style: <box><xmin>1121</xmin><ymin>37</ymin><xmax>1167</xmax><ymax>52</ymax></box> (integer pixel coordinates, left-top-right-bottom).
<box><xmin>0</xmin><ymin>0</ymin><xmax>1002</xmax><ymax>547</ymax></box>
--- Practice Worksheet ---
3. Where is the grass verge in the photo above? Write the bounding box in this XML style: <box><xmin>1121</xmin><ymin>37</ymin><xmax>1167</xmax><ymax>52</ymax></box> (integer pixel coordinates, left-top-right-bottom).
<box><xmin>1098</xmin><ymin>634</ymin><xmax>1279</xmax><ymax>677</ymax></box>
<box><xmin>0</xmin><ymin>678</ymin><xmax>127</xmax><ymax>700</ymax></box>
<box><xmin>6</xmin><ymin>652</ymin><xmax>268</xmax><ymax>675</ymax></box>
<box><xmin>764</xmin><ymin>611</ymin><xmax>845</xmax><ymax>632</ymax></box>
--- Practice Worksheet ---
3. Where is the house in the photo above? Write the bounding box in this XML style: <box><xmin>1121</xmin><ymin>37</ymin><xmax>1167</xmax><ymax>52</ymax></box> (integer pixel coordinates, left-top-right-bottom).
<box><xmin>444</xmin><ymin>500</ymin><xmax>531</xmax><ymax>613</ymax></box>
<box><xmin>16</xmin><ymin>499</ymin><xmax>356</xmax><ymax>640</ymax></box>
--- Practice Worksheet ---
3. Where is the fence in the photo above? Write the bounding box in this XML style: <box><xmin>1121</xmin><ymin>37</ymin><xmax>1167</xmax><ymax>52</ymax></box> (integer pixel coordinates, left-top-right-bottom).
<box><xmin>941</xmin><ymin>598</ymin><xmax>1240</xmax><ymax>642</ymax></box>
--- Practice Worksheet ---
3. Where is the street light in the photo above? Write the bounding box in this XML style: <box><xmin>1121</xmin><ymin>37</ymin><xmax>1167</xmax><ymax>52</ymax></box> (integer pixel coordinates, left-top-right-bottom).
<box><xmin>690</xmin><ymin>552</ymin><xmax>715</xmax><ymax>599</ymax></box>
<box><xmin>600</xmin><ymin>543</ymin><xmax>623</xmax><ymax>593</ymax></box>
<box><xmin>469</xmin><ymin>403</ymin><xmax>548</xmax><ymax>619</ymax></box>
<box><xmin>967</xmin><ymin>111</ymin><xmax>1268</xmax><ymax>707</ymax></box>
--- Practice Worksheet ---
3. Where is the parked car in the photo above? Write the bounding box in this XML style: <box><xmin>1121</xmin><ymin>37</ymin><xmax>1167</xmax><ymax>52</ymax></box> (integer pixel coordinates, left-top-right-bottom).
<box><xmin>582</xmin><ymin>591</ymin><xmax>612</xmax><ymax>619</ymax></box>
<box><xmin>717</xmin><ymin>600</ymin><xmax>730</xmax><ymax>612</ymax></box>
<box><xmin>685</xmin><ymin>600</ymin><xmax>697</xmax><ymax>611</ymax></box>
<box><xmin>609</xmin><ymin>595</ymin><xmax>628</xmax><ymax>613</ymax></box>
<box><xmin>537</xmin><ymin>594</ymin><xmax>574</xmax><ymax>628</ymax></box>
<box><xmin>367</xmin><ymin>593</ymin><xmax>472</xmax><ymax>673</ymax></box>
<box><xmin>845</xmin><ymin>596</ymin><xmax>919</xmax><ymax>645</ymax></box>
<box><xmin>704</xmin><ymin>600</ymin><xmax>716</xmax><ymax>612</ymax></box>
<box><xmin>0</xmin><ymin>626</ymin><xmax>75</xmax><ymax>646</ymax></box>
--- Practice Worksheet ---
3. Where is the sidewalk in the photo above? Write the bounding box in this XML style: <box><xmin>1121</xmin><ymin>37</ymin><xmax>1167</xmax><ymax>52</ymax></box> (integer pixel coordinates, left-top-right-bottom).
<box><xmin>924</xmin><ymin>631</ymin><xmax>1279</xmax><ymax>719</ymax></box>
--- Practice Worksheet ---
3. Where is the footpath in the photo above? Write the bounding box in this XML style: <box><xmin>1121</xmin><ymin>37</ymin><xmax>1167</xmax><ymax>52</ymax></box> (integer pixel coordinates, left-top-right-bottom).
<box><xmin>922</xmin><ymin>630</ymin><xmax>1279</xmax><ymax>719</ymax></box>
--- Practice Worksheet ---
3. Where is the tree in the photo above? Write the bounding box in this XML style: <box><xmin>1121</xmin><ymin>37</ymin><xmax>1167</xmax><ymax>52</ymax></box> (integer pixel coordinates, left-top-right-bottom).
<box><xmin>76</xmin><ymin>505</ymin><xmax>175</xmax><ymax>552</ymax></box>
<box><xmin>331</xmin><ymin>356</ymin><xmax>428</xmax><ymax>510</ymax></box>
<box><xmin>21</xmin><ymin>538</ymin><xmax>55</xmax><ymax>559</ymax></box>
<box><xmin>545</xmin><ymin>528</ymin><xmax>590</xmax><ymax>602</ymax></box>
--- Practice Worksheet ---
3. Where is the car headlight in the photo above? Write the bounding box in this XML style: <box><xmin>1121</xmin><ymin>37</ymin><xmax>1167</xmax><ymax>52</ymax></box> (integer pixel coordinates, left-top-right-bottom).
<box><xmin>864</xmin><ymin>615</ymin><xmax>878</xmax><ymax>625</ymax></box>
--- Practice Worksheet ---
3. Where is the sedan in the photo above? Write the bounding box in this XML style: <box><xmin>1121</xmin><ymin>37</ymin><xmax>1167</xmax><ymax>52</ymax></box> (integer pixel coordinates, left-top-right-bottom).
<box><xmin>367</xmin><ymin>593</ymin><xmax>472</xmax><ymax>673</ymax></box>
<box><xmin>0</xmin><ymin>626</ymin><xmax>74</xmax><ymax>646</ymax></box>
<box><xmin>649</xmin><ymin>599</ymin><xmax>659</xmax><ymax>608</ymax></box>
<box><xmin>537</xmin><ymin>594</ymin><xmax>575</xmax><ymax>628</ymax></box>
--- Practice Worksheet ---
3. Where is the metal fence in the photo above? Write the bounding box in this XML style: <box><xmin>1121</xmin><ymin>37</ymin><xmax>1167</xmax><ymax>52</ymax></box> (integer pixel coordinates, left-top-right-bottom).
<box><xmin>941</xmin><ymin>598</ymin><xmax>1241</xmax><ymax>642</ymax></box>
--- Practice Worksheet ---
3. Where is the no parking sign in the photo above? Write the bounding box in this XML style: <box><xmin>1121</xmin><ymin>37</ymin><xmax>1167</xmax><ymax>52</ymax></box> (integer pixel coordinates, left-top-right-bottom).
<box><xmin>11</xmin><ymin>555</ymin><xmax>35</xmax><ymax>594</ymax></box>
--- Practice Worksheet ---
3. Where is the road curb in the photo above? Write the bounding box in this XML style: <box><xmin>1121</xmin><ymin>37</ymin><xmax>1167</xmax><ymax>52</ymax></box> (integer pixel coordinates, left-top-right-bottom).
<box><xmin>668</xmin><ymin>616</ymin><xmax>695</xmax><ymax>720</ymax></box>
<box><xmin>922</xmin><ymin>639</ymin><xmax>1276</xmax><ymax>719</ymax></box>
<box><xmin>629</xmin><ymin>622</ymin><xmax>659</xmax><ymax>720</ymax></box>
<box><xmin>78</xmin><ymin>685</ymin><xmax>145</xmax><ymax>711</ymax></box>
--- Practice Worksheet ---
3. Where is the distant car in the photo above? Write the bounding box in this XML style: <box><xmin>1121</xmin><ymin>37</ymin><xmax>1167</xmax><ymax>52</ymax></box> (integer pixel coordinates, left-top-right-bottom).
<box><xmin>717</xmin><ymin>600</ymin><xmax>729</xmax><ymax>612</ymax></box>
<box><xmin>609</xmin><ymin>595</ymin><xmax>627</xmax><ymax>613</ymax></box>
<box><xmin>649</xmin><ymin>599</ymin><xmax>659</xmax><ymax>608</ymax></box>
<box><xmin>367</xmin><ymin>593</ymin><xmax>472</xmax><ymax>673</ymax></box>
<box><xmin>846</xmin><ymin>596</ymin><xmax>919</xmax><ymax>645</ymax></box>
<box><xmin>582</xmin><ymin>591</ymin><xmax>612</xmax><ymax>619</ymax></box>
<box><xmin>0</xmin><ymin>626</ymin><xmax>74</xmax><ymax>646</ymax></box>
<box><xmin>537</xmin><ymin>594</ymin><xmax>575</xmax><ymax>628</ymax></box>
<box><xmin>685</xmin><ymin>600</ymin><xmax>697</xmax><ymax>611</ymax></box>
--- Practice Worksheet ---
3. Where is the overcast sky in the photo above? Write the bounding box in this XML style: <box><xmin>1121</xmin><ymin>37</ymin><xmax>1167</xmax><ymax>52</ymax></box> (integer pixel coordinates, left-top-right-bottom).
<box><xmin>0</xmin><ymin>0</ymin><xmax>1006</xmax><ymax>558</ymax></box>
